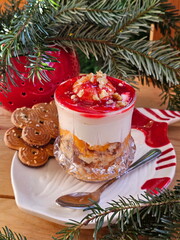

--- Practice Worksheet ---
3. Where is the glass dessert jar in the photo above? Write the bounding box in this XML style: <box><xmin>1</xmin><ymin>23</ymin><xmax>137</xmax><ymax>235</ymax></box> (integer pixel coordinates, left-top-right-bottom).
<box><xmin>54</xmin><ymin>72</ymin><xmax>136</xmax><ymax>182</ymax></box>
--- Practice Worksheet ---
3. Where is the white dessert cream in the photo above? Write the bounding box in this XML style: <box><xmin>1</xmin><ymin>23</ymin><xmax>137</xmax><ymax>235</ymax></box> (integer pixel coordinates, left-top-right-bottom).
<box><xmin>54</xmin><ymin>71</ymin><xmax>136</xmax><ymax>182</ymax></box>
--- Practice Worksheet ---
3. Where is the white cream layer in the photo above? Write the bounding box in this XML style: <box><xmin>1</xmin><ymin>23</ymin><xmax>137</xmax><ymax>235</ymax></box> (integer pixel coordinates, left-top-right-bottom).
<box><xmin>55</xmin><ymin>99</ymin><xmax>134</xmax><ymax>146</ymax></box>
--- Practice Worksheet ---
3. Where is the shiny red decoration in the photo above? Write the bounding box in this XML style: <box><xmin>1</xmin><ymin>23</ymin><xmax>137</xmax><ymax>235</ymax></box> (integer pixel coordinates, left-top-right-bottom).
<box><xmin>0</xmin><ymin>48</ymin><xmax>80</xmax><ymax>111</ymax></box>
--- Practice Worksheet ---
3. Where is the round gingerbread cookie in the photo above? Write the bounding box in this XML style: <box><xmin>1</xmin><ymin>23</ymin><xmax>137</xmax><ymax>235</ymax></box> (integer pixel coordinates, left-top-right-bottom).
<box><xmin>18</xmin><ymin>145</ymin><xmax>49</xmax><ymax>167</ymax></box>
<box><xmin>4</xmin><ymin>127</ymin><xmax>26</xmax><ymax>150</ymax></box>
<box><xmin>44</xmin><ymin>119</ymin><xmax>59</xmax><ymax>139</ymax></box>
<box><xmin>32</xmin><ymin>101</ymin><xmax>58</xmax><ymax>121</ymax></box>
<box><xmin>44</xmin><ymin>143</ymin><xmax>54</xmax><ymax>157</ymax></box>
<box><xmin>11</xmin><ymin>107</ymin><xmax>39</xmax><ymax>128</ymax></box>
<box><xmin>22</xmin><ymin>125</ymin><xmax>51</xmax><ymax>146</ymax></box>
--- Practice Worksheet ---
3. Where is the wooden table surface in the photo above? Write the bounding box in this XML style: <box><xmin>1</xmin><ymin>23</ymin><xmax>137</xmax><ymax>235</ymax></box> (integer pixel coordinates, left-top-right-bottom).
<box><xmin>0</xmin><ymin>83</ymin><xmax>180</xmax><ymax>239</ymax></box>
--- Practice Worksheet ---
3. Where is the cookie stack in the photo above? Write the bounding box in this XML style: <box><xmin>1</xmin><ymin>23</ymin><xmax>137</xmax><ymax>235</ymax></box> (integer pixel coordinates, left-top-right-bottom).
<box><xmin>4</xmin><ymin>101</ymin><xmax>59</xmax><ymax>167</ymax></box>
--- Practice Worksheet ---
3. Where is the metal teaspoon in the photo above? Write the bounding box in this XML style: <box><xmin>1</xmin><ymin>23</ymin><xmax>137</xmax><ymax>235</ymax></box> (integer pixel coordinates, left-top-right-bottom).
<box><xmin>56</xmin><ymin>149</ymin><xmax>161</xmax><ymax>208</ymax></box>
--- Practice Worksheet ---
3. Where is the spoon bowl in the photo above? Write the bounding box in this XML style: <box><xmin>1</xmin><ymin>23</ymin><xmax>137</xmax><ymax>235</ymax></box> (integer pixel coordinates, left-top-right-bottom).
<box><xmin>56</xmin><ymin>149</ymin><xmax>161</xmax><ymax>208</ymax></box>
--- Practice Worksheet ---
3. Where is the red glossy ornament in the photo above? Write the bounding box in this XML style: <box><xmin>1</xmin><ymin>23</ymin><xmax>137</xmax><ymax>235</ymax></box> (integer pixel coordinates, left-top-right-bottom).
<box><xmin>0</xmin><ymin>48</ymin><xmax>80</xmax><ymax>111</ymax></box>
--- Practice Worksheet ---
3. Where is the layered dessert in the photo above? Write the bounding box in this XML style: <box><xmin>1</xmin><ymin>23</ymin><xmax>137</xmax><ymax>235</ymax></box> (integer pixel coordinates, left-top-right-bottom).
<box><xmin>54</xmin><ymin>71</ymin><xmax>136</xmax><ymax>182</ymax></box>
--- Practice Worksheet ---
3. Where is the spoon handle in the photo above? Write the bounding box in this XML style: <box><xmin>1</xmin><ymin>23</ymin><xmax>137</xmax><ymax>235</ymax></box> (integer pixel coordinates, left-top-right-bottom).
<box><xmin>125</xmin><ymin>148</ymin><xmax>161</xmax><ymax>174</ymax></box>
<box><xmin>97</xmin><ymin>149</ymin><xmax>161</xmax><ymax>193</ymax></box>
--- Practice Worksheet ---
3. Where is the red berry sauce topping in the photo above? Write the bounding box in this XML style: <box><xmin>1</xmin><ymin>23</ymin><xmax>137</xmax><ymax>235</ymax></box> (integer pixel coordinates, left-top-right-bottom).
<box><xmin>55</xmin><ymin>71</ymin><xmax>135</xmax><ymax>115</ymax></box>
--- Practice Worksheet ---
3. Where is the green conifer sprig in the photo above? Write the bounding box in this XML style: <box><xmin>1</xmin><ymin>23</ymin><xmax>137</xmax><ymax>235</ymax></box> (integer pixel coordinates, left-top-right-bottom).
<box><xmin>0</xmin><ymin>181</ymin><xmax>179</xmax><ymax>240</ymax></box>
<box><xmin>53</xmin><ymin>182</ymin><xmax>180</xmax><ymax>240</ymax></box>
<box><xmin>160</xmin><ymin>84</ymin><xmax>180</xmax><ymax>110</ymax></box>
<box><xmin>157</xmin><ymin>0</ymin><xmax>180</xmax><ymax>49</ymax></box>
<box><xmin>0</xmin><ymin>0</ymin><xmax>180</xmax><ymax>109</ymax></box>
<box><xmin>0</xmin><ymin>226</ymin><xmax>27</xmax><ymax>240</ymax></box>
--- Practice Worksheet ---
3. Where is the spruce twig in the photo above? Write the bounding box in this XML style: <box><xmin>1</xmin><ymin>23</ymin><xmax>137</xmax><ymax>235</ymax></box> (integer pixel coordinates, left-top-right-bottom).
<box><xmin>0</xmin><ymin>0</ymin><xmax>180</xmax><ymax>109</ymax></box>
<box><xmin>53</xmin><ymin>182</ymin><xmax>180</xmax><ymax>240</ymax></box>
<box><xmin>153</xmin><ymin>0</ymin><xmax>180</xmax><ymax>110</ymax></box>
<box><xmin>0</xmin><ymin>182</ymin><xmax>179</xmax><ymax>240</ymax></box>
<box><xmin>0</xmin><ymin>226</ymin><xmax>27</xmax><ymax>240</ymax></box>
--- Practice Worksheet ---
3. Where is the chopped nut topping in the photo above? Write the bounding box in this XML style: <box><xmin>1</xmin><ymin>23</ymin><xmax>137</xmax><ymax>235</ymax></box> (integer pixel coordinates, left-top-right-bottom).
<box><xmin>96</xmin><ymin>71</ymin><xmax>105</xmax><ymax>78</ymax></box>
<box><xmin>77</xmin><ymin>89</ymin><xmax>84</xmax><ymax>98</ymax></box>
<box><xmin>89</xmin><ymin>73</ymin><xmax>95</xmax><ymax>82</ymax></box>
<box><xmin>97</xmin><ymin>76</ymin><xmax>107</xmax><ymax>83</ymax></box>
<box><xmin>113</xmin><ymin>92</ymin><xmax>122</xmax><ymax>101</ymax></box>
<box><xmin>122</xmin><ymin>101</ymin><xmax>128</xmax><ymax>106</ymax></box>
<box><xmin>71</xmin><ymin>94</ymin><xmax>77</xmax><ymax>101</ymax></box>
<box><xmin>93</xmin><ymin>94</ymin><xmax>100</xmax><ymax>101</ymax></box>
<box><xmin>71</xmin><ymin>71</ymin><xmax>128</xmax><ymax>107</ymax></box>
<box><xmin>106</xmin><ymin>99</ymin><xmax>114</xmax><ymax>104</ymax></box>
<box><xmin>99</xmin><ymin>89</ymin><xmax>109</xmax><ymax>99</ymax></box>
<box><xmin>116</xmin><ymin>101</ymin><xmax>127</xmax><ymax>108</ymax></box>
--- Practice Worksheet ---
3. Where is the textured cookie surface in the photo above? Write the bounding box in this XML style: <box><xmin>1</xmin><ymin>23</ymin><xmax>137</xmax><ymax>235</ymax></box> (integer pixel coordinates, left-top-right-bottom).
<box><xmin>4</xmin><ymin>101</ymin><xmax>58</xmax><ymax>167</ymax></box>
<box><xmin>4</xmin><ymin>127</ymin><xmax>26</xmax><ymax>150</ymax></box>
<box><xmin>11</xmin><ymin>100</ymin><xmax>58</xmax><ymax>147</ymax></box>
<box><xmin>18</xmin><ymin>146</ymin><xmax>50</xmax><ymax>167</ymax></box>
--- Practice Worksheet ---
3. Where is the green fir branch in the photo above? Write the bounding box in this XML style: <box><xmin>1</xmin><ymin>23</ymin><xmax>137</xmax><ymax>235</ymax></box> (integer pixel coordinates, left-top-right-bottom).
<box><xmin>108</xmin><ymin>0</ymin><xmax>162</xmax><ymax>41</ymax></box>
<box><xmin>0</xmin><ymin>0</ymin><xmax>180</xmax><ymax>109</ymax></box>
<box><xmin>160</xmin><ymin>84</ymin><xmax>180</xmax><ymax>110</ymax></box>
<box><xmin>53</xmin><ymin>182</ymin><xmax>180</xmax><ymax>240</ymax></box>
<box><xmin>0</xmin><ymin>226</ymin><xmax>27</xmax><ymax>240</ymax></box>
<box><xmin>52</xmin><ymin>31</ymin><xmax>180</xmax><ymax>86</ymax></box>
<box><xmin>115</xmin><ymin>39</ymin><xmax>180</xmax><ymax>85</ymax></box>
<box><xmin>0</xmin><ymin>0</ymin><xmax>57</xmax><ymax>86</ymax></box>
<box><xmin>157</xmin><ymin>0</ymin><xmax>180</xmax><ymax>49</ymax></box>
<box><xmin>0</xmin><ymin>181</ymin><xmax>180</xmax><ymax>240</ymax></box>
